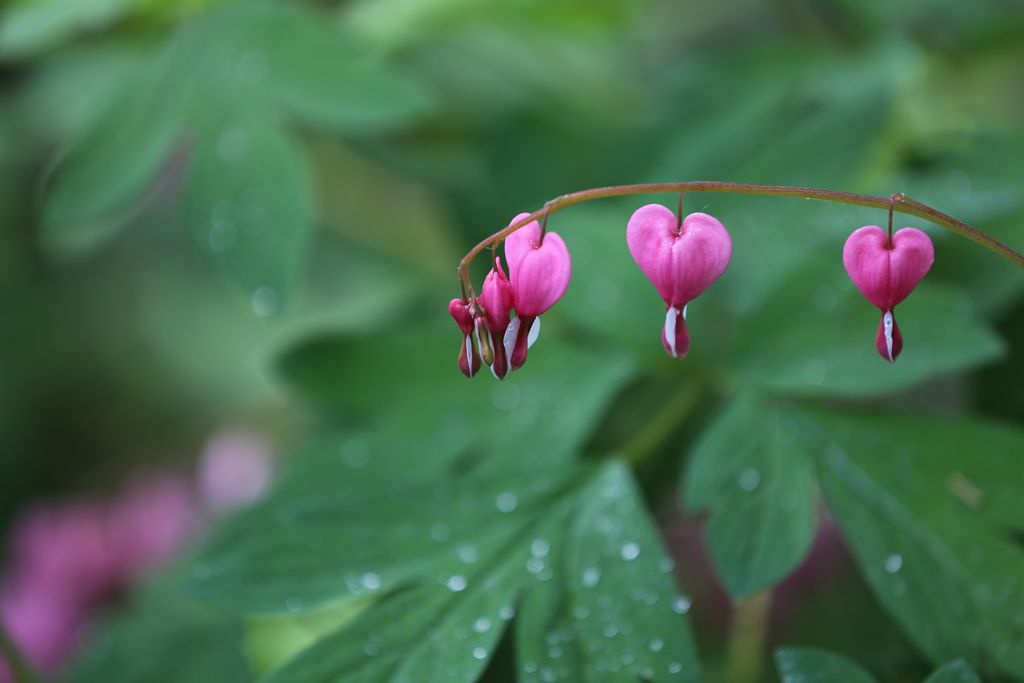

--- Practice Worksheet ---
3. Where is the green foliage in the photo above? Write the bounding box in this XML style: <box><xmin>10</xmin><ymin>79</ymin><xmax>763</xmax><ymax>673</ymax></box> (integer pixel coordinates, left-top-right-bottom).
<box><xmin>774</xmin><ymin>649</ymin><xmax>983</xmax><ymax>683</ymax></box>
<box><xmin>731</xmin><ymin>257</ymin><xmax>1005</xmax><ymax>397</ymax></box>
<box><xmin>38</xmin><ymin>1</ymin><xmax>431</xmax><ymax>299</ymax></box>
<box><xmin>775</xmin><ymin>647</ymin><xmax>878</xmax><ymax>683</ymax></box>
<box><xmin>185</xmin><ymin>440</ymin><xmax>699</xmax><ymax>682</ymax></box>
<box><xmin>3</xmin><ymin>0</ymin><xmax>1024</xmax><ymax>682</ymax></box>
<box><xmin>813</xmin><ymin>411</ymin><xmax>1024</xmax><ymax>679</ymax></box>
<box><xmin>924</xmin><ymin>659</ymin><xmax>984</xmax><ymax>683</ymax></box>
<box><xmin>69</xmin><ymin>588</ymin><xmax>248</xmax><ymax>683</ymax></box>
<box><xmin>683</xmin><ymin>393</ymin><xmax>817</xmax><ymax>599</ymax></box>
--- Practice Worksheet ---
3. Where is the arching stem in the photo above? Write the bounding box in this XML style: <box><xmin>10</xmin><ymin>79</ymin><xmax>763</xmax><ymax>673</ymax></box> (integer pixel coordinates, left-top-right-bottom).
<box><xmin>457</xmin><ymin>181</ymin><xmax>1024</xmax><ymax>294</ymax></box>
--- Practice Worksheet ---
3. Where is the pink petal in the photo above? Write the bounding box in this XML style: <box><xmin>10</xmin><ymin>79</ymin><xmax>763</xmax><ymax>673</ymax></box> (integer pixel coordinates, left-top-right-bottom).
<box><xmin>842</xmin><ymin>226</ymin><xmax>934</xmax><ymax>310</ymax></box>
<box><xmin>627</xmin><ymin>205</ymin><xmax>732</xmax><ymax>307</ymax></box>
<box><xmin>504</xmin><ymin>215</ymin><xmax>572</xmax><ymax>317</ymax></box>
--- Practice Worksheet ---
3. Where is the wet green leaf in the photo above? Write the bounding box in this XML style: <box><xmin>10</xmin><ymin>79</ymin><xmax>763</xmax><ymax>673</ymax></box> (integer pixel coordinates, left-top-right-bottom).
<box><xmin>731</xmin><ymin>257</ymin><xmax>1004</xmax><ymax>397</ymax></box>
<box><xmin>68</xmin><ymin>592</ymin><xmax>247</xmax><ymax>683</ymax></box>
<box><xmin>813</xmin><ymin>411</ymin><xmax>1024</xmax><ymax>678</ymax></box>
<box><xmin>181</xmin><ymin>115</ymin><xmax>312</xmax><ymax>302</ymax></box>
<box><xmin>775</xmin><ymin>647</ymin><xmax>878</xmax><ymax>683</ymax></box>
<box><xmin>683</xmin><ymin>393</ymin><xmax>817</xmax><ymax>599</ymax></box>
<box><xmin>277</xmin><ymin>321</ymin><xmax>635</xmax><ymax>472</ymax></box>
<box><xmin>190</xmin><ymin>454</ymin><xmax>699</xmax><ymax>682</ymax></box>
<box><xmin>923</xmin><ymin>659</ymin><xmax>982</xmax><ymax>683</ymax></box>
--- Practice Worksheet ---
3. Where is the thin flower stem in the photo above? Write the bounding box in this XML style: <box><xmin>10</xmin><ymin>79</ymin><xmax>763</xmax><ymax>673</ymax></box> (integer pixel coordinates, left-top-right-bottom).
<box><xmin>622</xmin><ymin>382</ymin><xmax>702</xmax><ymax>465</ymax></box>
<box><xmin>726</xmin><ymin>590</ymin><xmax>773</xmax><ymax>683</ymax></box>
<box><xmin>456</xmin><ymin>181</ymin><xmax>1024</xmax><ymax>295</ymax></box>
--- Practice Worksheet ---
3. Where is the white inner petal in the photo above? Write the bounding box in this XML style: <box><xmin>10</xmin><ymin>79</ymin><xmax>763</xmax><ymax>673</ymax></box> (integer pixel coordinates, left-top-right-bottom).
<box><xmin>504</xmin><ymin>317</ymin><xmax>520</xmax><ymax>362</ymax></box>
<box><xmin>682</xmin><ymin>304</ymin><xmax>688</xmax><ymax>320</ymax></box>
<box><xmin>527</xmin><ymin>317</ymin><xmax>541</xmax><ymax>349</ymax></box>
<box><xmin>665</xmin><ymin>307</ymin><xmax>679</xmax><ymax>358</ymax></box>
<box><xmin>465</xmin><ymin>334</ymin><xmax>475</xmax><ymax>374</ymax></box>
<box><xmin>883</xmin><ymin>310</ymin><xmax>894</xmax><ymax>362</ymax></box>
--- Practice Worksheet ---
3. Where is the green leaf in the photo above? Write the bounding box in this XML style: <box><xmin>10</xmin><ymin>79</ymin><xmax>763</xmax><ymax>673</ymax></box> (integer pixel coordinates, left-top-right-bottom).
<box><xmin>180</xmin><ymin>114</ymin><xmax>313</xmax><ymax>303</ymax></box>
<box><xmin>40</xmin><ymin>50</ymin><xmax>184</xmax><ymax>258</ymax></box>
<box><xmin>731</xmin><ymin>257</ymin><xmax>1004</xmax><ymax>397</ymax></box>
<box><xmin>774</xmin><ymin>647</ymin><xmax>878</xmax><ymax>683</ymax></box>
<box><xmin>37</xmin><ymin>0</ymin><xmax>431</xmax><ymax>294</ymax></box>
<box><xmin>813</xmin><ymin>411</ymin><xmax>1024</xmax><ymax>679</ymax></box>
<box><xmin>191</xmin><ymin>454</ymin><xmax>699</xmax><ymax>682</ymax></box>
<box><xmin>682</xmin><ymin>393</ymin><xmax>816</xmax><ymax>599</ymax></box>
<box><xmin>557</xmin><ymin>462</ymin><xmax>701</xmax><ymax>682</ymax></box>
<box><xmin>0</xmin><ymin>0</ymin><xmax>132</xmax><ymax>59</ymax></box>
<box><xmin>923</xmin><ymin>659</ymin><xmax>982</xmax><ymax>683</ymax></box>
<box><xmin>277</xmin><ymin>322</ymin><xmax>635</xmax><ymax>472</ymax></box>
<box><xmin>244</xmin><ymin>598</ymin><xmax>375</xmax><ymax>679</ymax></box>
<box><xmin>69</xmin><ymin>590</ymin><xmax>247</xmax><ymax>683</ymax></box>
<box><xmin>183</xmin><ymin>2</ymin><xmax>432</xmax><ymax>133</ymax></box>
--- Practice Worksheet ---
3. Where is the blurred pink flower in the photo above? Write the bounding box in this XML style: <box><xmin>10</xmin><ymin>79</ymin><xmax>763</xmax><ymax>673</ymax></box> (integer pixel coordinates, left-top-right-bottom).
<box><xmin>1</xmin><ymin>581</ymin><xmax>82</xmax><ymax>678</ymax></box>
<box><xmin>198</xmin><ymin>429</ymin><xmax>273</xmax><ymax>512</ymax></box>
<box><xmin>107</xmin><ymin>475</ymin><xmax>199</xmax><ymax>575</ymax></box>
<box><xmin>0</xmin><ymin>427</ymin><xmax>275</xmax><ymax>678</ymax></box>
<box><xmin>7</xmin><ymin>501</ymin><xmax>119</xmax><ymax>604</ymax></box>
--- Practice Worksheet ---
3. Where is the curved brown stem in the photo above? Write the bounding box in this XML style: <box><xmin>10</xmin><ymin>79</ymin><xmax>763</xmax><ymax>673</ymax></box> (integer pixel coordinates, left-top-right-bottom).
<box><xmin>457</xmin><ymin>181</ymin><xmax>1024</xmax><ymax>295</ymax></box>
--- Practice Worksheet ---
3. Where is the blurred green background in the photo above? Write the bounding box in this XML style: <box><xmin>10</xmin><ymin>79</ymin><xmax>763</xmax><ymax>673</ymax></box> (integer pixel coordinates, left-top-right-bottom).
<box><xmin>1</xmin><ymin>0</ymin><xmax>1023</xmax><ymax>682</ymax></box>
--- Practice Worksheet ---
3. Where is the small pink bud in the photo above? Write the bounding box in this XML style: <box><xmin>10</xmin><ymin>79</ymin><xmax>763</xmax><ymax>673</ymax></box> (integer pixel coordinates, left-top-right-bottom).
<box><xmin>448</xmin><ymin>298</ymin><xmax>480</xmax><ymax>378</ymax></box>
<box><xmin>627</xmin><ymin>205</ymin><xmax>732</xmax><ymax>358</ymax></box>
<box><xmin>503</xmin><ymin>213</ymin><xmax>572</xmax><ymax>369</ymax></box>
<box><xmin>478</xmin><ymin>257</ymin><xmax>515</xmax><ymax>379</ymax></box>
<box><xmin>842</xmin><ymin>225</ymin><xmax>934</xmax><ymax>362</ymax></box>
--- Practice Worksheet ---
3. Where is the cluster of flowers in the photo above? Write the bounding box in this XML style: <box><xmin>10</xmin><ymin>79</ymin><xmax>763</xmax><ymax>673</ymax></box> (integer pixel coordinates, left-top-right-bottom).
<box><xmin>451</xmin><ymin>205</ymin><xmax>935</xmax><ymax>374</ymax></box>
<box><xmin>0</xmin><ymin>429</ymin><xmax>273</xmax><ymax>681</ymax></box>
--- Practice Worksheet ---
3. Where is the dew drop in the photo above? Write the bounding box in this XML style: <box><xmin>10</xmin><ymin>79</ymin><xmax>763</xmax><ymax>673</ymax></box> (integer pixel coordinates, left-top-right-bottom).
<box><xmin>668</xmin><ymin>662</ymin><xmax>682</xmax><ymax>674</ymax></box>
<box><xmin>496</xmin><ymin>491</ymin><xmax>518</xmax><ymax>513</ymax></box>
<box><xmin>885</xmin><ymin>553</ymin><xmax>903</xmax><ymax>574</ymax></box>
<box><xmin>472</xmin><ymin>647</ymin><xmax>487</xmax><ymax>660</ymax></box>
<box><xmin>649</xmin><ymin>638</ymin><xmax>664</xmax><ymax>653</ymax></box>
<box><xmin>581</xmin><ymin>567</ymin><xmax>601</xmax><ymax>588</ymax></box>
<box><xmin>474</xmin><ymin>617</ymin><xmax>491</xmax><ymax>633</ymax></box>
<box><xmin>620</xmin><ymin>542</ymin><xmax>641</xmax><ymax>561</ymax></box>
<box><xmin>251</xmin><ymin>286</ymin><xmax>279</xmax><ymax>317</ymax></box>
<box><xmin>672</xmin><ymin>596</ymin><xmax>692</xmax><ymax>614</ymax></box>
<box><xmin>446</xmin><ymin>575</ymin><xmax>468</xmax><ymax>592</ymax></box>
<box><xmin>457</xmin><ymin>545</ymin><xmax>479</xmax><ymax>564</ymax></box>
<box><xmin>361</xmin><ymin>572</ymin><xmax>381</xmax><ymax>591</ymax></box>
<box><xmin>499</xmin><ymin>605</ymin><xmax>515</xmax><ymax>620</ymax></box>
<box><xmin>531</xmin><ymin>538</ymin><xmax>551</xmax><ymax>558</ymax></box>
<box><xmin>738</xmin><ymin>468</ymin><xmax>761</xmax><ymax>492</ymax></box>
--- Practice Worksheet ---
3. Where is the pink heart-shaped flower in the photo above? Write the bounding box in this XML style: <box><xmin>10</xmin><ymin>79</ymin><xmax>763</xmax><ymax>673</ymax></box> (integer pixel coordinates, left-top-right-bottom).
<box><xmin>842</xmin><ymin>226</ymin><xmax>934</xmax><ymax>311</ymax></box>
<box><xmin>842</xmin><ymin>225</ymin><xmax>934</xmax><ymax>362</ymax></box>
<box><xmin>504</xmin><ymin>213</ymin><xmax>572</xmax><ymax>317</ymax></box>
<box><xmin>627</xmin><ymin>205</ymin><xmax>732</xmax><ymax>308</ymax></box>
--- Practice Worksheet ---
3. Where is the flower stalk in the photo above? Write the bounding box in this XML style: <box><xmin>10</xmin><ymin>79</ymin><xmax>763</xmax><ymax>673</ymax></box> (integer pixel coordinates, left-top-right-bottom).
<box><xmin>457</xmin><ymin>181</ymin><xmax>1024</xmax><ymax>296</ymax></box>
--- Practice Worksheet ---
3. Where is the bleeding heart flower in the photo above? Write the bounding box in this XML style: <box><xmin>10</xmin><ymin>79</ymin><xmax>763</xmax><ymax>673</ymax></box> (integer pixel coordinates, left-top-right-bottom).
<box><xmin>627</xmin><ymin>204</ymin><xmax>732</xmax><ymax>358</ymax></box>
<box><xmin>503</xmin><ymin>213</ymin><xmax>572</xmax><ymax>369</ymax></box>
<box><xmin>842</xmin><ymin>225</ymin><xmax>934</xmax><ymax>362</ymax></box>
<box><xmin>478</xmin><ymin>257</ymin><xmax>514</xmax><ymax>379</ymax></box>
<box><xmin>448</xmin><ymin>298</ymin><xmax>480</xmax><ymax>378</ymax></box>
